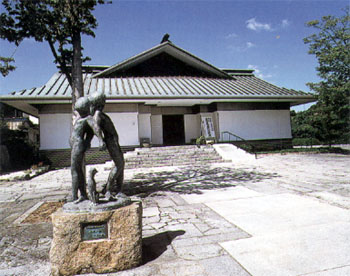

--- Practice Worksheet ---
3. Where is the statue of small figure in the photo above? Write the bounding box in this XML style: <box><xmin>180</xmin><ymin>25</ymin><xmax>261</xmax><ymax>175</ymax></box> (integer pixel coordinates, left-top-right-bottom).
<box><xmin>88</xmin><ymin>91</ymin><xmax>125</xmax><ymax>201</ymax></box>
<box><xmin>70</xmin><ymin>97</ymin><xmax>105</xmax><ymax>203</ymax></box>
<box><xmin>87</xmin><ymin>167</ymin><xmax>99</xmax><ymax>205</ymax></box>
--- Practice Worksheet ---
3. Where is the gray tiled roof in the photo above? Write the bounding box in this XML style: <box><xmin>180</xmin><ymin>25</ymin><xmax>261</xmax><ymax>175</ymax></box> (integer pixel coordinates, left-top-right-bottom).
<box><xmin>6</xmin><ymin>72</ymin><xmax>314</xmax><ymax>101</ymax></box>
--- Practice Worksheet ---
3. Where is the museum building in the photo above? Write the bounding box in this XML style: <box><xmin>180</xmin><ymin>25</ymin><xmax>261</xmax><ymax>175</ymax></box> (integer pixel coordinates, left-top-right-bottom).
<box><xmin>0</xmin><ymin>41</ymin><xmax>316</xmax><ymax>166</ymax></box>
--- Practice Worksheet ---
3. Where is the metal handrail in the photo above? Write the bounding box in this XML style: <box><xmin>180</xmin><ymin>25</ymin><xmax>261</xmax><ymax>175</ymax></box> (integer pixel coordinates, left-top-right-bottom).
<box><xmin>221</xmin><ymin>131</ymin><xmax>257</xmax><ymax>159</ymax></box>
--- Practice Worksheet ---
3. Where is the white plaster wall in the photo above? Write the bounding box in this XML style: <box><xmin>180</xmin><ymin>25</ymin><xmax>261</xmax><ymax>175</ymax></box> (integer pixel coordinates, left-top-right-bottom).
<box><xmin>218</xmin><ymin>110</ymin><xmax>292</xmax><ymax>141</ymax></box>
<box><xmin>184</xmin><ymin>114</ymin><xmax>200</xmax><ymax>143</ymax></box>
<box><xmin>213</xmin><ymin>112</ymin><xmax>220</xmax><ymax>140</ymax></box>
<box><xmin>40</xmin><ymin>112</ymin><xmax>139</xmax><ymax>150</ymax></box>
<box><xmin>138</xmin><ymin>114</ymin><xmax>152</xmax><ymax>141</ymax></box>
<box><xmin>103</xmin><ymin>112</ymin><xmax>139</xmax><ymax>146</ymax></box>
<box><xmin>40</xmin><ymin>114</ymin><xmax>71</xmax><ymax>150</ymax></box>
<box><xmin>151</xmin><ymin>115</ymin><xmax>163</xmax><ymax>145</ymax></box>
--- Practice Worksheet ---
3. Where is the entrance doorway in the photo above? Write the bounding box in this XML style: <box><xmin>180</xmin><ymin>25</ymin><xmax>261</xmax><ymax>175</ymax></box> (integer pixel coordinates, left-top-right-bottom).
<box><xmin>162</xmin><ymin>115</ymin><xmax>185</xmax><ymax>145</ymax></box>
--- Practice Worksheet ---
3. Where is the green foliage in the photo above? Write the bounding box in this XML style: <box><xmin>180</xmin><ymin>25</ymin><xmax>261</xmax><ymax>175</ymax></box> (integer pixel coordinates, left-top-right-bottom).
<box><xmin>291</xmin><ymin>109</ymin><xmax>318</xmax><ymax>140</ymax></box>
<box><xmin>238</xmin><ymin>143</ymin><xmax>255</xmax><ymax>153</ymax></box>
<box><xmin>291</xmin><ymin>103</ymin><xmax>349</xmax><ymax>145</ymax></box>
<box><xmin>257</xmin><ymin>147</ymin><xmax>350</xmax><ymax>155</ymax></box>
<box><xmin>302</xmin><ymin>7</ymin><xmax>350</xmax><ymax>145</ymax></box>
<box><xmin>0</xmin><ymin>0</ymin><xmax>106</xmax><ymax>101</ymax></box>
<box><xmin>292</xmin><ymin>138</ymin><xmax>321</xmax><ymax>147</ymax></box>
<box><xmin>304</xmin><ymin>10</ymin><xmax>350</xmax><ymax>86</ymax></box>
<box><xmin>196</xmin><ymin>136</ymin><xmax>206</xmax><ymax>146</ymax></box>
<box><xmin>0</xmin><ymin>120</ymin><xmax>37</xmax><ymax>170</ymax></box>
<box><xmin>0</xmin><ymin>56</ymin><xmax>15</xmax><ymax>77</ymax></box>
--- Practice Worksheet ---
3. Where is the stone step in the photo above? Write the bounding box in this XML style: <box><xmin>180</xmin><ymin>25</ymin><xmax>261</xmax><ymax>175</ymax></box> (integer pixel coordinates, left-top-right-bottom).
<box><xmin>126</xmin><ymin>153</ymin><xmax>221</xmax><ymax>161</ymax></box>
<box><xmin>134</xmin><ymin>151</ymin><xmax>217</xmax><ymax>157</ymax></box>
<box><xmin>125</xmin><ymin>160</ymin><xmax>228</xmax><ymax>169</ymax></box>
<box><xmin>124</xmin><ymin>145</ymin><xmax>228</xmax><ymax>169</ymax></box>
<box><xmin>127</xmin><ymin>152</ymin><xmax>220</xmax><ymax>159</ymax></box>
<box><xmin>135</xmin><ymin>145</ymin><xmax>216</xmax><ymax>153</ymax></box>
<box><xmin>135</xmin><ymin>145</ymin><xmax>198</xmax><ymax>151</ymax></box>
<box><xmin>126</xmin><ymin>158</ymin><xmax>223</xmax><ymax>164</ymax></box>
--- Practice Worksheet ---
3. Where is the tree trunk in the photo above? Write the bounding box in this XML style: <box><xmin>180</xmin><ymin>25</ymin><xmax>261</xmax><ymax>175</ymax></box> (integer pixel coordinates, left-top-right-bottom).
<box><xmin>71</xmin><ymin>29</ymin><xmax>86</xmax><ymax>187</ymax></box>
<box><xmin>71</xmin><ymin>29</ymin><xmax>83</xmax><ymax>111</ymax></box>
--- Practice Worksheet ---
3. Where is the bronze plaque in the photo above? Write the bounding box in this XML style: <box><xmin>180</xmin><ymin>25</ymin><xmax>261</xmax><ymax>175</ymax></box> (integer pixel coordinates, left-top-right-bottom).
<box><xmin>82</xmin><ymin>223</ymin><xmax>108</xmax><ymax>241</ymax></box>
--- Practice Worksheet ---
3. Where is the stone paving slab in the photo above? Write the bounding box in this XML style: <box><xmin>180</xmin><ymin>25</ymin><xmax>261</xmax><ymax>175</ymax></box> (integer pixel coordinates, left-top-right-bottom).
<box><xmin>221</xmin><ymin>222</ymin><xmax>350</xmax><ymax>276</ymax></box>
<box><xmin>181</xmin><ymin>186</ymin><xmax>261</xmax><ymax>204</ymax></box>
<box><xmin>298</xmin><ymin>265</ymin><xmax>350</xmax><ymax>276</ymax></box>
<box><xmin>309</xmin><ymin>191</ymin><xmax>350</xmax><ymax>209</ymax></box>
<box><xmin>205</xmin><ymin>193</ymin><xmax>350</xmax><ymax>236</ymax></box>
<box><xmin>182</xmin><ymin>189</ymin><xmax>350</xmax><ymax>276</ymax></box>
<box><xmin>0</xmin><ymin>263</ymin><xmax>51</xmax><ymax>276</ymax></box>
<box><xmin>0</xmin><ymin>152</ymin><xmax>349</xmax><ymax>275</ymax></box>
<box><xmin>0</xmin><ymin>191</ymin><xmax>250</xmax><ymax>276</ymax></box>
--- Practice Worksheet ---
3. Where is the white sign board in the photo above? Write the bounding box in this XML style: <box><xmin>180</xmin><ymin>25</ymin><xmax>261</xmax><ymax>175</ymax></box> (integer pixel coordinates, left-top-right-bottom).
<box><xmin>201</xmin><ymin>116</ymin><xmax>215</xmax><ymax>138</ymax></box>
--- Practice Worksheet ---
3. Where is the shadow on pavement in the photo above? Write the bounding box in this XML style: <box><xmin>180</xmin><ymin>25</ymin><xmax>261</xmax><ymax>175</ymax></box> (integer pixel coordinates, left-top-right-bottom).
<box><xmin>124</xmin><ymin>165</ymin><xmax>278</xmax><ymax>197</ymax></box>
<box><xmin>142</xmin><ymin>230</ymin><xmax>185</xmax><ymax>264</ymax></box>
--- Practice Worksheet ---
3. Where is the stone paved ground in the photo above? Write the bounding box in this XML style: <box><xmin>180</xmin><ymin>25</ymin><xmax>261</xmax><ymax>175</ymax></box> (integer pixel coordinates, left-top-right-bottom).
<box><xmin>0</xmin><ymin>151</ymin><xmax>349</xmax><ymax>276</ymax></box>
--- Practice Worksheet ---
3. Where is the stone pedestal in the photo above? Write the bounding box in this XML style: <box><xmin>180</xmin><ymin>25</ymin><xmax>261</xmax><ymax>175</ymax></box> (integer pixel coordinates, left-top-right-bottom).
<box><xmin>50</xmin><ymin>201</ymin><xmax>142</xmax><ymax>276</ymax></box>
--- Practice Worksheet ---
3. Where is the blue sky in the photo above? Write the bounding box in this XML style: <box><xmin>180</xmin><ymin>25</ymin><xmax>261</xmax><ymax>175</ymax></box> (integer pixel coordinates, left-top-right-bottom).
<box><xmin>0</xmin><ymin>0</ymin><xmax>348</xmax><ymax>111</ymax></box>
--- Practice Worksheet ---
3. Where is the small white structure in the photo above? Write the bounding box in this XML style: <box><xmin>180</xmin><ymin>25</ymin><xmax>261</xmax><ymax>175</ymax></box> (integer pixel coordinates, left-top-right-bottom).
<box><xmin>0</xmin><ymin>41</ymin><xmax>315</xmax><ymax>166</ymax></box>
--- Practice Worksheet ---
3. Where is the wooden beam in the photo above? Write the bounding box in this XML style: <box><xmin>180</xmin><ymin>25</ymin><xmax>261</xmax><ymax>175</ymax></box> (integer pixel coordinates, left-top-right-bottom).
<box><xmin>2</xmin><ymin>101</ymin><xmax>39</xmax><ymax>117</ymax></box>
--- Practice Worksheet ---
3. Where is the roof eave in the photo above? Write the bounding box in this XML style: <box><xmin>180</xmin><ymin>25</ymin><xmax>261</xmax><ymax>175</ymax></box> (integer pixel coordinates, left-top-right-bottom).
<box><xmin>0</xmin><ymin>95</ymin><xmax>316</xmax><ymax>103</ymax></box>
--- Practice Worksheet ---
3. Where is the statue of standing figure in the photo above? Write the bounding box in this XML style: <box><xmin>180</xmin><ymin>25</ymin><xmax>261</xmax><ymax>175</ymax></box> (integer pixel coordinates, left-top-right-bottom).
<box><xmin>70</xmin><ymin>91</ymin><xmax>125</xmax><ymax>204</ymax></box>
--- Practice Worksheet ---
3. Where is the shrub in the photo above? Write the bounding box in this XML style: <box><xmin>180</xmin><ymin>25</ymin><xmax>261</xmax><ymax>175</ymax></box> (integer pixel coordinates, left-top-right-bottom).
<box><xmin>0</xmin><ymin>124</ymin><xmax>38</xmax><ymax>170</ymax></box>
<box><xmin>196</xmin><ymin>136</ymin><xmax>206</xmax><ymax>146</ymax></box>
<box><xmin>292</xmin><ymin>138</ymin><xmax>321</xmax><ymax>147</ymax></box>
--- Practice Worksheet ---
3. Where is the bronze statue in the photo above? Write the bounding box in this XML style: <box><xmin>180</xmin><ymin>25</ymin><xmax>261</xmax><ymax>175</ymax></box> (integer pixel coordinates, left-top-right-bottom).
<box><xmin>88</xmin><ymin>91</ymin><xmax>125</xmax><ymax>201</ymax></box>
<box><xmin>70</xmin><ymin>91</ymin><xmax>125</xmax><ymax>204</ymax></box>
<box><xmin>87</xmin><ymin>167</ymin><xmax>99</xmax><ymax>205</ymax></box>
<box><xmin>70</xmin><ymin>97</ymin><xmax>94</xmax><ymax>203</ymax></box>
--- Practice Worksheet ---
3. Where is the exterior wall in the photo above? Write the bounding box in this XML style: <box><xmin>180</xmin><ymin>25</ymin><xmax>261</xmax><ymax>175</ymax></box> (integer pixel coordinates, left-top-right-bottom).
<box><xmin>184</xmin><ymin>114</ymin><xmax>200</xmax><ymax>143</ymax></box>
<box><xmin>217</xmin><ymin>110</ymin><xmax>292</xmax><ymax>141</ymax></box>
<box><xmin>216</xmin><ymin>102</ymin><xmax>290</xmax><ymax>111</ymax></box>
<box><xmin>213</xmin><ymin>112</ymin><xmax>220</xmax><ymax>140</ymax></box>
<box><xmin>40</xmin><ymin>146</ymin><xmax>137</xmax><ymax>168</ymax></box>
<box><xmin>106</xmin><ymin>112</ymin><xmax>139</xmax><ymax>146</ymax></box>
<box><xmin>151</xmin><ymin>106</ymin><xmax>193</xmax><ymax>115</ymax></box>
<box><xmin>40</xmin><ymin>113</ymin><xmax>71</xmax><ymax>150</ymax></box>
<box><xmin>40</xmin><ymin>112</ymin><xmax>139</xmax><ymax>150</ymax></box>
<box><xmin>138</xmin><ymin>114</ymin><xmax>152</xmax><ymax>142</ymax></box>
<box><xmin>151</xmin><ymin>115</ymin><xmax>163</xmax><ymax>145</ymax></box>
<box><xmin>38</xmin><ymin>103</ymin><xmax>292</xmax><ymax>151</ymax></box>
<box><xmin>231</xmin><ymin>139</ymin><xmax>292</xmax><ymax>151</ymax></box>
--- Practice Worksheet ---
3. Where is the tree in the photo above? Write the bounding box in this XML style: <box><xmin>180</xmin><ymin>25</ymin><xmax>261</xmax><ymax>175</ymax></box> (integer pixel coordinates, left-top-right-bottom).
<box><xmin>291</xmin><ymin>110</ymin><xmax>317</xmax><ymax>139</ymax></box>
<box><xmin>0</xmin><ymin>0</ymin><xmax>105</xmax><ymax>109</ymax></box>
<box><xmin>0</xmin><ymin>56</ymin><xmax>15</xmax><ymax>77</ymax></box>
<box><xmin>303</xmin><ymin>7</ymin><xmax>350</xmax><ymax>145</ymax></box>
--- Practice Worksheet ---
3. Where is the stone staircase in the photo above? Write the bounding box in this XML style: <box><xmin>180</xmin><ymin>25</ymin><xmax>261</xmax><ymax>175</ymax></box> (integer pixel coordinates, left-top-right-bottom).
<box><xmin>124</xmin><ymin>145</ymin><xmax>228</xmax><ymax>169</ymax></box>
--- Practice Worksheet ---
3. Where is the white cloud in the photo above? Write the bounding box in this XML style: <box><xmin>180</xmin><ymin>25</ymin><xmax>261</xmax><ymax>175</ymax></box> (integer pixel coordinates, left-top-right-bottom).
<box><xmin>246</xmin><ymin>42</ymin><xmax>255</xmax><ymax>48</ymax></box>
<box><xmin>247</xmin><ymin>64</ymin><xmax>273</xmax><ymax>79</ymax></box>
<box><xmin>246</xmin><ymin>18</ymin><xmax>272</xmax><ymax>32</ymax></box>
<box><xmin>225</xmin><ymin>33</ymin><xmax>238</xmax><ymax>39</ymax></box>
<box><xmin>281</xmin><ymin>19</ymin><xmax>290</xmax><ymax>28</ymax></box>
<box><xmin>228</xmin><ymin>41</ymin><xmax>256</xmax><ymax>52</ymax></box>
<box><xmin>246</xmin><ymin>18</ymin><xmax>291</xmax><ymax>32</ymax></box>
<box><xmin>248</xmin><ymin>64</ymin><xmax>259</xmax><ymax>72</ymax></box>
